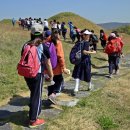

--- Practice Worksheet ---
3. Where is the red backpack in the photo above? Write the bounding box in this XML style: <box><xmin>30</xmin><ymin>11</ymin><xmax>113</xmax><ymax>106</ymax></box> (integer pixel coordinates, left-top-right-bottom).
<box><xmin>103</xmin><ymin>34</ymin><xmax>107</xmax><ymax>41</ymax></box>
<box><xmin>105</xmin><ymin>38</ymin><xmax>122</xmax><ymax>54</ymax></box>
<box><xmin>17</xmin><ymin>44</ymin><xmax>40</xmax><ymax>78</ymax></box>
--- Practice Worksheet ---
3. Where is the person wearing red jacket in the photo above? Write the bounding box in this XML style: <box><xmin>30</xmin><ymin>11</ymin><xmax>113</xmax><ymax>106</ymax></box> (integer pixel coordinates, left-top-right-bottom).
<box><xmin>105</xmin><ymin>32</ymin><xmax>123</xmax><ymax>78</ymax></box>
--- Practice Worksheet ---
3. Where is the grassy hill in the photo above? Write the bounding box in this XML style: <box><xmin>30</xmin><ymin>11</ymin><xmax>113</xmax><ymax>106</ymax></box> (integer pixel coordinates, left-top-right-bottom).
<box><xmin>0</xmin><ymin>19</ymin><xmax>12</xmax><ymax>24</ymax></box>
<box><xmin>115</xmin><ymin>25</ymin><xmax>130</xmax><ymax>35</ymax></box>
<box><xmin>49</xmin><ymin>12</ymin><xmax>102</xmax><ymax>33</ymax></box>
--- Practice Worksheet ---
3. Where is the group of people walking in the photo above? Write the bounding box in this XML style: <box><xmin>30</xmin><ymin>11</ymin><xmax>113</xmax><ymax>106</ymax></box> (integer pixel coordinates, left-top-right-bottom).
<box><xmin>17</xmin><ymin>19</ymin><xmax>124</xmax><ymax>128</ymax></box>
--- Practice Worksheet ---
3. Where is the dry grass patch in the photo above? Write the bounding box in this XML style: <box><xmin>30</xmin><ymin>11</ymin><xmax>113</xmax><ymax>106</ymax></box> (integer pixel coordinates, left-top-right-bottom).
<box><xmin>46</xmin><ymin>107</ymin><xmax>100</xmax><ymax>130</ymax></box>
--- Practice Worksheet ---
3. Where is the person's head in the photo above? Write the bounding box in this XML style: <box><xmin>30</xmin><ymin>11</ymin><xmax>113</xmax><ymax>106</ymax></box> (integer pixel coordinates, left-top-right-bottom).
<box><xmin>112</xmin><ymin>31</ymin><xmax>119</xmax><ymax>37</ymax></box>
<box><xmin>44</xmin><ymin>30</ymin><xmax>52</xmax><ymax>38</ymax></box>
<box><xmin>30</xmin><ymin>23</ymin><xmax>44</xmax><ymax>40</ymax></box>
<box><xmin>100</xmin><ymin>29</ymin><xmax>104</xmax><ymax>33</ymax></box>
<box><xmin>33</xmin><ymin>38</ymin><xmax>43</xmax><ymax>46</ymax></box>
<box><xmin>74</xmin><ymin>26</ymin><xmax>77</xmax><ymax>29</ymax></box>
<box><xmin>39</xmin><ymin>18</ymin><xmax>41</xmax><ymax>21</ymax></box>
<box><xmin>82</xmin><ymin>30</ymin><xmax>92</xmax><ymax>41</ymax></box>
<box><xmin>51</xmin><ymin>30</ymin><xmax>59</xmax><ymax>45</ymax></box>
<box><xmin>108</xmin><ymin>33</ymin><xmax>116</xmax><ymax>41</ymax></box>
<box><xmin>53</xmin><ymin>19</ymin><xmax>56</xmax><ymax>23</ymax></box>
<box><xmin>91</xmin><ymin>30</ymin><xmax>94</xmax><ymax>33</ymax></box>
<box><xmin>80</xmin><ymin>29</ymin><xmax>87</xmax><ymax>39</ymax></box>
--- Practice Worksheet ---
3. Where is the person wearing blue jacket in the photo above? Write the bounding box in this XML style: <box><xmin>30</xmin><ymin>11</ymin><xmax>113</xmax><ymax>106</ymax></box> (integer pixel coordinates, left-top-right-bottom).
<box><xmin>68</xmin><ymin>21</ymin><xmax>74</xmax><ymax>41</ymax></box>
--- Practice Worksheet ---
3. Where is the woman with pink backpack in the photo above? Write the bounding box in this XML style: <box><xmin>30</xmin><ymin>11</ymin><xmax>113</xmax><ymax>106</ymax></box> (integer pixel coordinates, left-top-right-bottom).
<box><xmin>18</xmin><ymin>23</ymin><xmax>53</xmax><ymax>128</ymax></box>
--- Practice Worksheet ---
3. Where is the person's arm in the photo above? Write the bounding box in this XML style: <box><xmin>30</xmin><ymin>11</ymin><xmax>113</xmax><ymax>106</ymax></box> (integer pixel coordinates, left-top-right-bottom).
<box><xmin>42</xmin><ymin>44</ymin><xmax>54</xmax><ymax>80</ymax></box>
<box><xmin>82</xmin><ymin>41</ymin><xmax>96</xmax><ymax>55</ymax></box>
<box><xmin>45</xmin><ymin>59</ymin><xmax>53</xmax><ymax>81</ymax></box>
<box><xmin>56</xmin><ymin>40</ymin><xmax>66</xmax><ymax>70</ymax></box>
<box><xmin>83</xmin><ymin>50</ymin><xmax>96</xmax><ymax>55</ymax></box>
<box><xmin>56</xmin><ymin>40</ymin><xmax>70</xmax><ymax>74</ymax></box>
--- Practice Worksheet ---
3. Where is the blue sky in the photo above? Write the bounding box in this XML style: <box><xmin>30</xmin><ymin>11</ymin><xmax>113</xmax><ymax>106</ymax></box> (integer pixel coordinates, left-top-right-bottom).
<box><xmin>0</xmin><ymin>0</ymin><xmax>130</xmax><ymax>23</ymax></box>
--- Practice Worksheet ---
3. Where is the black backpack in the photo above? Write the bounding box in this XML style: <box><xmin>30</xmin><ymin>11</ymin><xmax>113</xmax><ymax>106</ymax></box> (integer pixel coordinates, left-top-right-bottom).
<box><xmin>92</xmin><ymin>34</ymin><xmax>98</xmax><ymax>43</ymax></box>
<box><xmin>69</xmin><ymin>41</ymin><xmax>84</xmax><ymax>65</ymax></box>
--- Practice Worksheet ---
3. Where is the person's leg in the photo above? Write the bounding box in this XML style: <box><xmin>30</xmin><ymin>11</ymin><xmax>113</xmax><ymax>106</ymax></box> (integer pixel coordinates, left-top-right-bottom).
<box><xmin>93</xmin><ymin>43</ymin><xmax>97</xmax><ymax>51</ymax></box>
<box><xmin>86</xmin><ymin>62</ymin><xmax>93</xmax><ymax>90</ymax></box>
<box><xmin>53</xmin><ymin>75</ymin><xmax>64</xmax><ymax>94</ymax></box>
<box><xmin>65</xmin><ymin>32</ymin><xmax>67</xmax><ymax>40</ymax></box>
<box><xmin>70</xmin><ymin>32</ymin><xmax>73</xmax><ymax>41</ymax></box>
<box><xmin>12</xmin><ymin>22</ymin><xmax>14</xmax><ymax>26</ymax></box>
<box><xmin>115</xmin><ymin>56</ymin><xmax>120</xmax><ymax>74</ymax></box>
<box><xmin>88</xmin><ymin>82</ymin><xmax>94</xmax><ymax>90</ymax></box>
<box><xmin>48</xmin><ymin>75</ymin><xmax>64</xmax><ymax>104</ymax></box>
<box><xmin>72</xmin><ymin>35</ymin><xmax>76</xmax><ymax>43</ymax></box>
<box><xmin>108</xmin><ymin>56</ymin><xmax>114</xmax><ymax>77</ymax></box>
<box><xmin>47</xmin><ymin>85</ymin><xmax>54</xmax><ymax>96</ymax></box>
<box><xmin>25</xmin><ymin>73</ymin><xmax>43</xmax><ymax>121</ymax></box>
<box><xmin>102</xmin><ymin>40</ymin><xmax>106</xmax><ymax>48</ymax></box>
<box><xmin>77</xmin><ymin>34</ymin><xmax>80</xmax><ymax>42</ymax></box>
<box><xmin>74</xmin><ymin>78</ymin><xmax>80</xmax><ymax>92</ymax></box>
<box><xmin>62</xmin><ymin>32</ymin><xmax>65</xmax><ymax>40</ymax></box>
<box><xmin>101</xmin><ymin>41</ymin><xmax>104</xmax><ymax>48</ymax></box>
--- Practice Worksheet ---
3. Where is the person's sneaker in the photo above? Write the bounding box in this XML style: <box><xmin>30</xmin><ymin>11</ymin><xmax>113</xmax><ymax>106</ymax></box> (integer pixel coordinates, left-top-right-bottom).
<box><xmin>87</xmin><ymin>84</ymin><xmax>94</xmax><ymax>91</ymax></box>
<box><xmin>115</xmin><ymin>70</ymin><xmax>119</xmax><ymax>75</ymax></box>
<box><xmin>109</xmin><ymin>74</ymin><xmax>113</xmax><ymax>78</ymax></box>
<box><xmin>55</xmin><ymin>92</ymin><xmax>61</xmax><ymax>97</ymax></box>
<box><xmin>74</xmin><ymin>88</ymin><xmax>78</xmax><ymax>92</ymax></box>
<box><xmin>29</xmin><ymin>119</ymin><xmax>45</xmax><ymax>128</ymax></box>
<box><xmin>48</xmin><ymin>93</ymin><xmax>57</xmax><ymax>105</ymax></box>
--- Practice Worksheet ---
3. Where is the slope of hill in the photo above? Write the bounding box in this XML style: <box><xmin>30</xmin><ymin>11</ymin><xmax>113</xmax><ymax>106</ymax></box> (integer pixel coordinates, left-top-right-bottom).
<box><xmin>49</xmin><ymin>12</ymin><xmax>102</xmax><ymax>33</ymax></box>
<box><xmin>115</xmin><ymin>25</ymin><xmax>130</xmax><ymax>35</ymax></box>
<box><xmin>0</xmin><ymin>19</ymin><xmax>12</xmax><ymax>24</ymax></box>
<box><xmin>98</xmin><ymin>22</ymin><xmax>130</xmax><ymax>30</ymax></box>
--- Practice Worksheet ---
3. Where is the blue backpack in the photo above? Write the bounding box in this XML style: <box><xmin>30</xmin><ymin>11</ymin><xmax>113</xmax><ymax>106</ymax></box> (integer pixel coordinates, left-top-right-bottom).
<box><xmin>69</xmin><ymin>41</ymin><xmax>84</xmax><ymax>65</ymax></box>
<box><xmin>92</xmin><ymin>34</ymin><xmax>98</xmax><ymax>43</ymax></box>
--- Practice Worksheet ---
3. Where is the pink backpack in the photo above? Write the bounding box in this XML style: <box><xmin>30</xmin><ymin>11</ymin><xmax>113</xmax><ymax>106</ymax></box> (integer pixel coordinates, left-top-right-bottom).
<box><xmin>17</xmin><ymin>44</ymin><xmax>40</xmax><ymax>78</ymax></box>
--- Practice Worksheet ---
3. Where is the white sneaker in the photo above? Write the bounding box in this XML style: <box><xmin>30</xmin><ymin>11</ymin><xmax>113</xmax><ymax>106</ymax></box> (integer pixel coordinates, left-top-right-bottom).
<box><xmin>72</xmin><ymin>89</ymin><xmax>78</xmax><ymax>96</ymax></box>
<box><xmin>55</xmin><ymin>93</ymin><xmax>61</xmax><ymax>97</ymax></box>
<box><xmin>109</xmin><ymin>74</ymin><xmax>113</xmax><ymax>78</ymax></box>
<box><xmin>88</xmin><ymin>84</ymin><xmax>94</xmax><ymax>91</ymax></box>
<box><xmin>74</xmin><ymin>88</ymin><xmax>78</xmax><ymax>92</ymax></box>
<box><xmin>115</xmin><ymin>70</ymin><xmax>119</xmax><ymax>75</ymax></box>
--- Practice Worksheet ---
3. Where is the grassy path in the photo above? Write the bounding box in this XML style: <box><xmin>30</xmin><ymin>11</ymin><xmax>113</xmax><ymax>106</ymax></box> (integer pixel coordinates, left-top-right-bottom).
<box><xmin>0</xmin><ymin>54</ymin><xmax>130</xmax><ymax>130</ymax></box>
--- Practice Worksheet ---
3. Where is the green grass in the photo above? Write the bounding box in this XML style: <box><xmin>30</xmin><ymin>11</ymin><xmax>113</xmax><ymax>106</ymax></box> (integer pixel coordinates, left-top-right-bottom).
<box><xmin>0</xmin><ymin>19</ymin><xmax>12</xmax><ymax>24</ymax></box>
<box><xmin>97</xmin><ymin>116</ymin><xmax>118</xmax><ymax>130</ymax></box>
<box><xmin>0</xmin><ymin>23</ymin><xmax>29</xmax><ymax>102</ymax></box>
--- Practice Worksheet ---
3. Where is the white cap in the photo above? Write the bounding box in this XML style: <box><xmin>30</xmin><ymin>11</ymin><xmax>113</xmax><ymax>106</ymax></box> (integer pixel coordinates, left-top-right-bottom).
<box><xmin>110</xmin><ymin>33</ymin><xmax>116</xmax><ymax>38</ymax></box>
<box><xmin>83</xmin><ymin>30</ymin><xmax>92</xmax><ymax>35</ymax></box>
<box><xmin>31</xmin><ymin>23</ymin><xmax>43</xmax><ymax>35</ymax></box>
